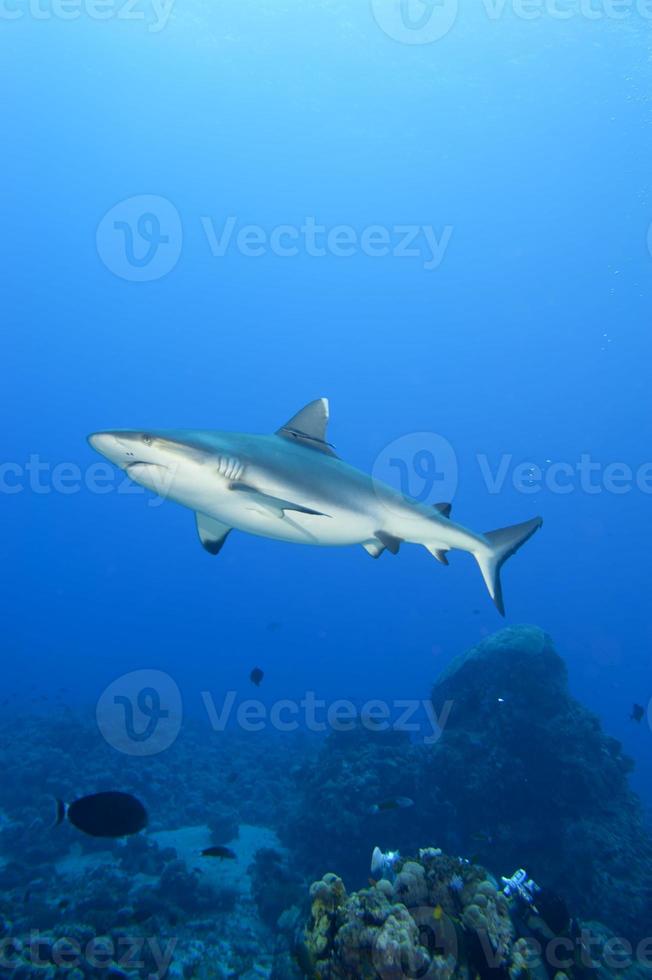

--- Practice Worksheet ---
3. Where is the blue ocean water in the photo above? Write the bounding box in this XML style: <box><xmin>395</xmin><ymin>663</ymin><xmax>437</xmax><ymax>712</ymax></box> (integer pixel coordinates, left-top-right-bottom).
<box><xmin>2</xmin><ymin>1</ymin><xmax>652</xmax><ymax>974</ymax></box>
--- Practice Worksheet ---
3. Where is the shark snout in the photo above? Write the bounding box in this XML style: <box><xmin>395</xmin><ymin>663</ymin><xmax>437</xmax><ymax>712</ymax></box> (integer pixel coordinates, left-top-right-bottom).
<box><xmin>88</xmin><ymin>432</ymin><xmax>110</xmax><ymax>453</ymax></box>
<box><xmin>88</xmin><ymin>431</ymin><xmax>124</xmax><ymax>455</ymax></box>
<box><xmin>88</xmin><ymin>431</ymin><xmax>141</xmax><ymax>467</ymax></box>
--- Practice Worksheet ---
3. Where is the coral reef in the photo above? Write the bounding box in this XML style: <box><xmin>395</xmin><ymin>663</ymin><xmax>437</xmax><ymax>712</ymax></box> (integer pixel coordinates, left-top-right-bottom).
<box><xmin>302</xmin><ymin>850</ymin><xmax>521</xmax><ymax>978</ymax></box>
<box><xmin>301</xmin><ymin>848</ymin><xmax>652</xmax><ymax>979</ymax></box>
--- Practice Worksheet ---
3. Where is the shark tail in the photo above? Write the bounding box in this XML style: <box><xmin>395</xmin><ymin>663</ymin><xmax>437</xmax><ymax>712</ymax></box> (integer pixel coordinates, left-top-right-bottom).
<box><xmin>473</xmin><ymin>516</ymin><xmax>543</xmax><ymax>616</ymax></box>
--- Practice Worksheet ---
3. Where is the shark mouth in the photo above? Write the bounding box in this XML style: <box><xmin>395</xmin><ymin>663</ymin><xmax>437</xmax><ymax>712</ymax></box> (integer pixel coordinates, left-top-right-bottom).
<box><xmin>125</xmin><ymin>461</ymin><xmax>164</xmax><ymax>472</ymax></box>
<box><xmin>124</xmin><ymin>462</ymin><xmax>171</xmax><ymax>495</ymax></box>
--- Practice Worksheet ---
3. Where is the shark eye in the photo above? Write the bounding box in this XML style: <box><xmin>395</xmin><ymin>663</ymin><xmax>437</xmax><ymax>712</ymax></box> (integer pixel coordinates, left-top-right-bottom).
<box><xmin>142</xmin><ymin>433</ymin><xmax>153</xmax><ymax>446</ymax></box>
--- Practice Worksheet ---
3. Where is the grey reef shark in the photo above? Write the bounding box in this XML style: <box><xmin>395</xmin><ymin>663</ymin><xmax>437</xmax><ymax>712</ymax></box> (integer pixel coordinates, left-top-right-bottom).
<box><xmin>88</xmin><ymin>398</ymin><xmax>542</xmax><ymax>614</ymax></box>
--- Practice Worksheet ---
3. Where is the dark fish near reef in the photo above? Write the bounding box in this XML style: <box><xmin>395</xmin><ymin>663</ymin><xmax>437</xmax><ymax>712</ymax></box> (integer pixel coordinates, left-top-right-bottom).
<box><xmin>55</xmin><ymin>792</ymin><xmax>148</xmax><ymax>838</ymax></box>
<box><xmin>534</xmin><ymin>887</ymin><xmax>571</xmax><ymax>935</ymax></box>
<box><xmin>250</xmin><ymin>667</ymin><xmax>264</xmax><ymax>687</ymax></box>
<box><xmin>293</xmin><ymin>941</ymin><xmax>316</xmax><ymax>979</ymax></box>
<box><xmin>201</xmin><ymin>846</ymin><xmax>237</xmax><ymax>860</ymax></box>
<box><xmin>631</xmin><ymin>703</ymin><xmax>645</xmax><ymax>722</ymax></box>
<box><xmin>470</xmin><ymin>830</ymin><xmax>494</xmax><ymax>844</ymax></box>
<box><xmin>368</xmin><ymin>796</ymin><xmax>414</xmax><ymax>815</ymax></box>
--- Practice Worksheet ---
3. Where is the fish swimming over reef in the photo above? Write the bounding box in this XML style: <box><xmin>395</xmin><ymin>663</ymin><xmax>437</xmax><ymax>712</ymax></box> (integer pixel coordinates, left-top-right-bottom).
<box><xmin>55</xmin><ymin>791</ymin><xmax>147</xmax><ymax>838</ymax></box>
<box><xmin>631</xmin><ymin>703</ymin><xmax>645</xmax><ymax>722</ymax></box>
<box><xmin>368</xmin><ymin>796</ymin><xmax>414</xmax><ymax>815</ymax></box>
<box><xmin>88</xmin><ymin>399</ymin><xmax>543</xmax><ymax>613</ymax></box>
<box><xmin>201</xmin><ymin>845</ymin><xmax>237</xmax><ymax>859</ymax></box>
<box><xmin>250</xmin><ymin>667</ymin><xmax>264</xmax><ymax>687</ymax></box>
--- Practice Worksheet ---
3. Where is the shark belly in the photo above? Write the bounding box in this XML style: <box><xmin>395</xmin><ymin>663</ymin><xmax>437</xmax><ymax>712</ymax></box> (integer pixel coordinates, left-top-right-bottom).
<box><xmin>200</xmin><ymin>496</ymin><xmax>373</xmax><ymax>546</ymax></box>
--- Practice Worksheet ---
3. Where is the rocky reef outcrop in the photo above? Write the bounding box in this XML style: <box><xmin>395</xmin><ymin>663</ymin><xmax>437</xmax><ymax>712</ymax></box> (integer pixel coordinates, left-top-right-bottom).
<box><xmin>426</xmin><ymin>626</ymin><xmax>652</xmax><ymax>940</ymax></box>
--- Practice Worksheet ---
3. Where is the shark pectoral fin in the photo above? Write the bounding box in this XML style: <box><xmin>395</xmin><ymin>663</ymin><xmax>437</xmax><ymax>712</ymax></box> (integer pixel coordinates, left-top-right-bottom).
<box><xmin>375</xmin><ymin>531</ymin><xmax>402</xmax><ymax>555</ymax></box>
<box><xmin>276</xmin><ymin>398</ymin><xmax>338</xmax><ymax>457</ymax></box>
<box><xmin>433</xmin><ymin>502</ymin><xmax>452</xmax><ymax>518</ymax></box>
<box><xmin>362</xmin><ymin>539</ymin><xmax>386</xmax><ymax>559</ymax></box>
<box><xmin>195</xmin><ymin>513</ymin><xmax>232</xmax><ymax>555</ymax></box>
<box><xmin>229</xmin><ymin>482</ymin><xmax>331</xmax><ymax>519</ymax></box>
<box><xmin>424</xmin><ymin>544</ymin><xmax>450</xmax><ymax>565</ymax></box>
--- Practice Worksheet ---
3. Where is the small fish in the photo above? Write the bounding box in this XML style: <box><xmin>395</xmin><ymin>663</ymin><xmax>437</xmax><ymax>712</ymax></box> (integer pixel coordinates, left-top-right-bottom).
<box><xmin>58</xmin><ymin>899</ymin><xmax>70</xmax><ymax>911</ymax></box>
<box><xmin>368</xmin><ymin>796</ymin><xmax>414</xmax><ymax>815</ymax></box>
<box><xmin>250</xmin><ymin>667</ymin><xmax>264</xmax><ymax>687</ymax></box>
<box><xmin>55</xmin><ymin>792</ymin><xmax>147</xmax><ymax>838</ymax></box>
<box><xmin>470</xmin><ymin>830</ymin><xmax>494</xmax><ymax>844</ymax></box>
<box><xmin>201</xmin><ymin>846</ymin><xmax>237</xmax><ymax>860</ymax></box>
<box><xmin>433</xmin><ymin>904</ymin><xmax>443</xmax><ymax>921</ymax></box>
<box><xmin>631</xmin><ymin>703</ymin><xmax>645</xmax><ymax>723</ymax></box>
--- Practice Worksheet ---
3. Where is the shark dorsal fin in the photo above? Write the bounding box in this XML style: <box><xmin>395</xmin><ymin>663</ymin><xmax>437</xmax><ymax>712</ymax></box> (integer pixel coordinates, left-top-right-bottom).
<box><xmin>276</xmin><ymin>398</ymin><xmax>336</xmax><ymax>456</ymax></box>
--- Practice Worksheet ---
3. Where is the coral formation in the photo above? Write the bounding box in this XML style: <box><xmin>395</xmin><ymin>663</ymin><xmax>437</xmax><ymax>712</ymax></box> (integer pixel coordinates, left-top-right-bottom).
<box><xmin>303</xmin><ymin>850</ymin><xmax>523</xmax><ymax>978</ymax></box>
<box><xmin>301</xmin><ymin>846</ymin><xmax>652</xmax><ymax>979</ymax></box>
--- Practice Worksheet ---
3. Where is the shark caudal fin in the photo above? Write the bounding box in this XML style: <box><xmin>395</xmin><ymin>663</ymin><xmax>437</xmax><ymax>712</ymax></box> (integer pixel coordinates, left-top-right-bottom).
<box><xmin>474</xmin><ymin>516</ymin><xmax>543</xmax><ymax>616</ymax></box>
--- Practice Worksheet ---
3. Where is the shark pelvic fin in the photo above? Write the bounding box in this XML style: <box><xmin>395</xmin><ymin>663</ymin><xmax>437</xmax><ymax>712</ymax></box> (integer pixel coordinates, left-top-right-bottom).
<box><xmin>375</xmin><ymin>531</ymin><xmax>402</xmax><ymax>555</ymax></box>
<box><xmin>362</xmin><ymin>539</ymin><xmax>386</xmax><ymax>558</ymax></box>
<box><xmin>276</xmin><ymin>398</ymin><xmax>337</xmax><ymax>456</ymax></box>
<box><xmin>196</xmin><ymin>513</ymin><xmax>232</xmax><ymax>555</ymax></box>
